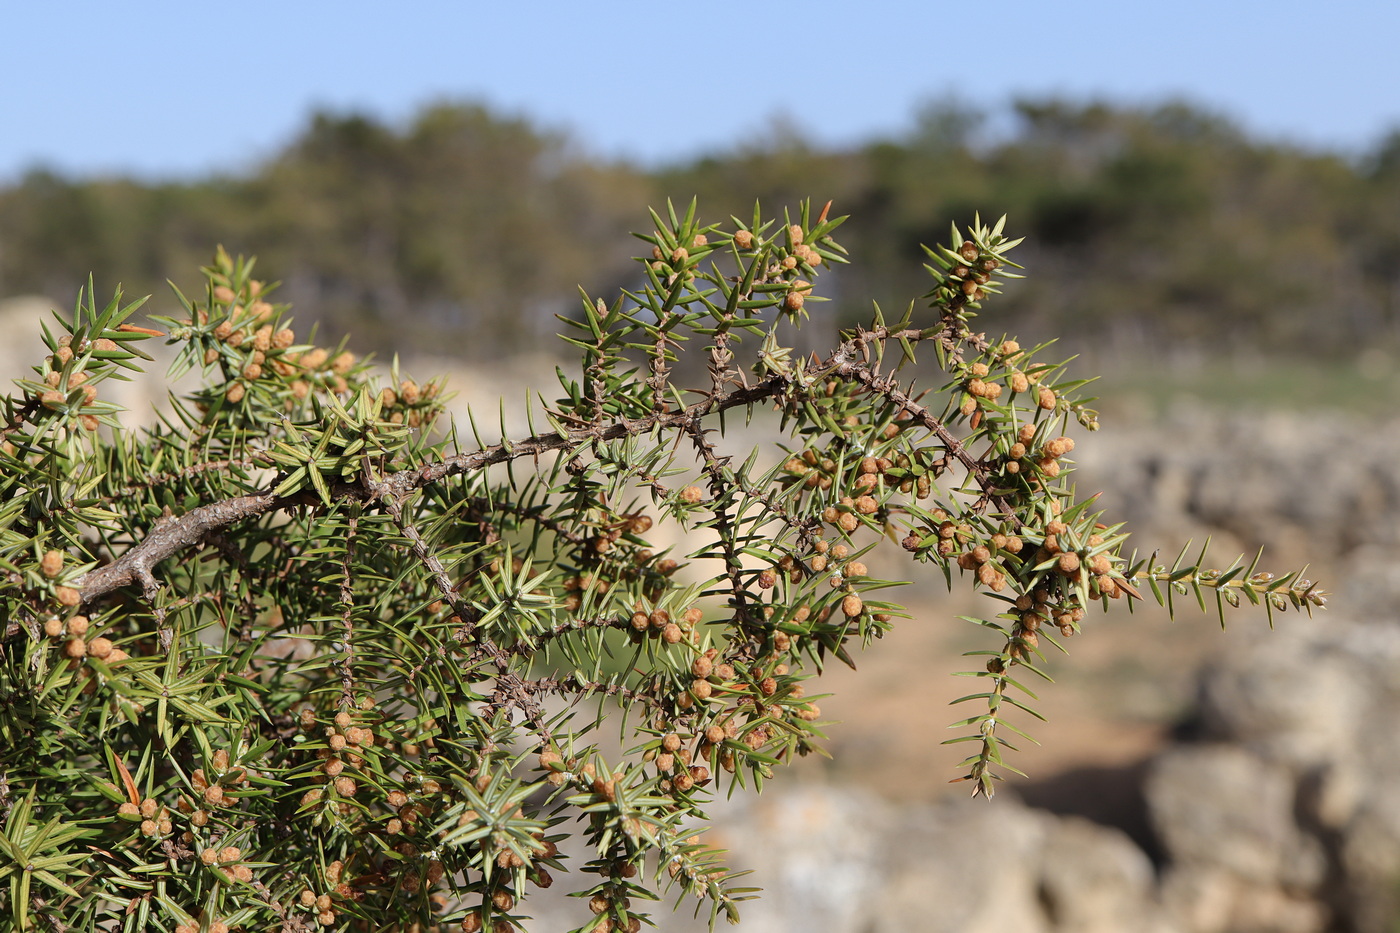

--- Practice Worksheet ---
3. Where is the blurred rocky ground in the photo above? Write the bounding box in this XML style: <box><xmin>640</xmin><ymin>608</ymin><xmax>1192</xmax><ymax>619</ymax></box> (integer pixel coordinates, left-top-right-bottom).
<box><xmin>5</xmin><ymin>296</ymin><xmax>1398</xmax><ymax>931</ymax></box>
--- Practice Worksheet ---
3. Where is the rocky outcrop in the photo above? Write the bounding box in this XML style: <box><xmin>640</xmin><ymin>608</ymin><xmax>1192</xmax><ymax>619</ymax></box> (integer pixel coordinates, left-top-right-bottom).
<box><xmin>1150</xmin><ymin>614</ymin><xmax>1400</xmax><ymax>932</ymax></box>
<box><xmin>1146</xmin><ymin>745</ymin><xmax>1331</xmax><ymax>933</ymax></box>
<box><xmin>520</xmin><ymin>785</ymin><xmax>1172</xmax><ymax>933</ymax></box>
<box><xmin>1075</xmin><ymin>408</ymin><xmax>1400</xmax><ymax>569</ymax></box>
<box><xmin>715</xmin><ymin>787</ymin><xmax>1168</xmax><ymax>933</ymax></box>
<box><xmin>624</xmin><ymin>611</ymin><xmax>1400</xmax><ymax>933</ymax></box>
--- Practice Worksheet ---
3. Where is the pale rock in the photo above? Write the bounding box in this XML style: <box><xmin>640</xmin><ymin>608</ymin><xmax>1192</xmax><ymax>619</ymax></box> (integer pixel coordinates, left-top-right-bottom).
<box><xmin>1145</xmin><ymin>745</ymin><xmax>1324</xmax><ymax>890</ymax></box>
<box><xmin>1036</xmin><ymin>814</ymin><xmax>1168</xmax><ymax>933</ymax></box>
<box><xmin>1158</xmin><ymin>865</ymin><xmax>1327</xmax><ymax>933</ymax></box>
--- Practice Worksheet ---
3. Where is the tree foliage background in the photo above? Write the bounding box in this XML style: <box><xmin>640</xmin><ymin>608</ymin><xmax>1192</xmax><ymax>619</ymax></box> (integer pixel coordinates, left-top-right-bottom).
<box><xmin>3</xmin><ymin>97</ymin><xmax>1398</xmax><ymax>362</ymax></box>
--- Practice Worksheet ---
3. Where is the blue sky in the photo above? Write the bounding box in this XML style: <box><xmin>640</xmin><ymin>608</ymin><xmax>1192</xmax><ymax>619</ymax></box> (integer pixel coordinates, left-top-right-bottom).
<box><xmin>3</xmin><ymin>1</ymin><xmax>1398</xmax><ymax>182</ymax></box>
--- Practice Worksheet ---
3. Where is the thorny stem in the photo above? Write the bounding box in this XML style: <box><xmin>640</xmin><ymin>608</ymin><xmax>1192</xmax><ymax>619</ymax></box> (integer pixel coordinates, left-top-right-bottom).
<box><xmin>686</xmin><ymin>422</ymin><xmax>760</xmax><ymax>646</ymax></box>
<box><xmin>839</xmin><ymin>361</ymin><xmax>1022</xmax><ymax>523</ymax></box>
<box><xmin>531</xmin><ymin>672</ymin><xmax>657</xmax><ymax>710</ymax></box>
<box><xmin>70</xmin><ymin>367</ymin><xmax>813</xmax><ymax>607</ymax></box>
<box><xmin>647</xmin><ymin>312</ymin><xmax>675</xmax><ymax>413</ymax></box>
<box><xmin>69</xmin><ymin>322</ymin><xmax>1018</xmax><ymax>614</ymax></box>
<box><xmin>52</xmin><ymin>293</ymin><xmax>1062</xmax><ymax>770</ymax></box>
<box><xmin>338</xmin><ymin>510</ymin><xmax>360</xmax><ymax>706</ymax></box>
<box><xmin>373</xmin><ymin>488</ymin><xmax>553</xmax><ymax>743</ymax></box>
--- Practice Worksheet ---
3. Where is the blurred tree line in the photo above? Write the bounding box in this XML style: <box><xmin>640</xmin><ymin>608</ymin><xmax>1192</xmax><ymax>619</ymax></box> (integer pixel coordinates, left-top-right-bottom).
<box><xmin>2</xmin><ymin>98</ymin><xmax>1398</xmax><ymax>362</ymax></box>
